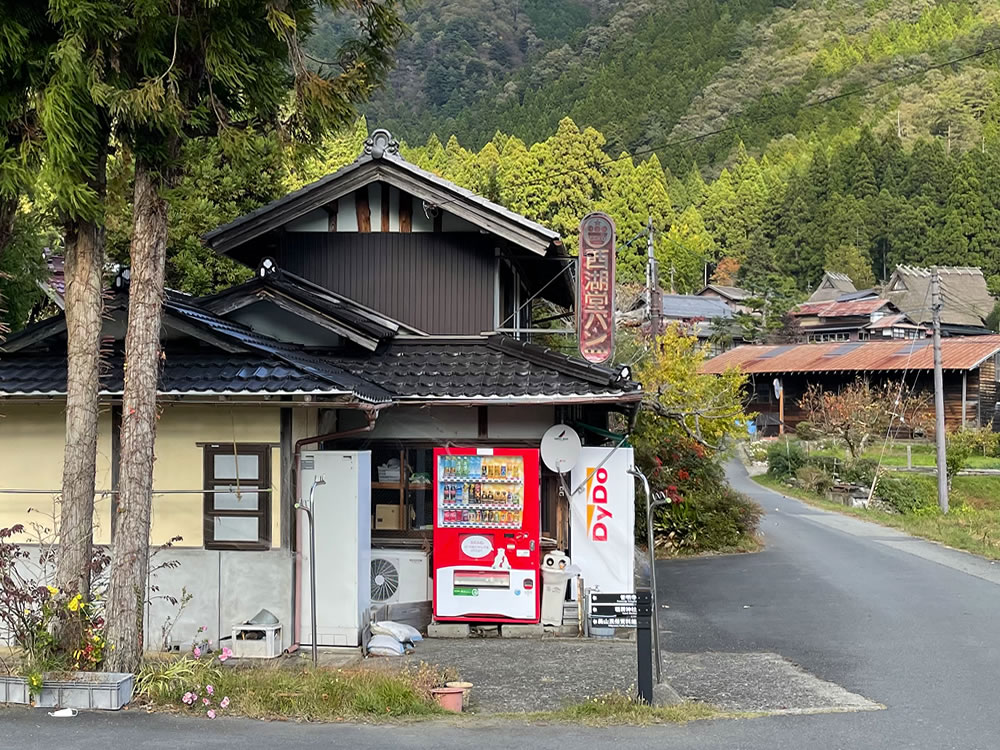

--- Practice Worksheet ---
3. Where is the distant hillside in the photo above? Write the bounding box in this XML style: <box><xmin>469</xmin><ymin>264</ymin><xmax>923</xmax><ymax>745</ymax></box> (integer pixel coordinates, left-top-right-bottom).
<box><xmin>313</xmin><ymin>0</ymin><xmax>1000</xmax><ymax>174</ymax></box>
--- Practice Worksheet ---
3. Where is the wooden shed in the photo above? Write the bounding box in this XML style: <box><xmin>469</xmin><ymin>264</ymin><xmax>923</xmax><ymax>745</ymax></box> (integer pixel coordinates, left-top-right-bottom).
<box><xmin>700</xmin><ymin>337</ymin><xmax>1000</xmax><ymax>435</ymax></box>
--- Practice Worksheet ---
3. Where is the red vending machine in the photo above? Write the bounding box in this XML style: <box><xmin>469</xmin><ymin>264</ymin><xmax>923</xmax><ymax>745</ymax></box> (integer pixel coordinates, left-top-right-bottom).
<box><xmin>433</xmin><ymin>447</ymin><xmax>540</xmax><ymax>623</ymax></box>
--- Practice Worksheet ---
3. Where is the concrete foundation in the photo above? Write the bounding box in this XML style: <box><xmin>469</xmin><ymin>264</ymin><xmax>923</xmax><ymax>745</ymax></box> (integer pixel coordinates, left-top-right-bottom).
<box><xmin>501</xmin><ymin>623</ymin><xmax>544</xmax><ymax>638</ymax></box>
<box><xmin>653</xmin><ymin>680</ymin><xmax>683</xmax><ymax>706</ymax></box>
<box><xmin>427</xmin><ymin>622</ymin><xmax>471</xmax><ymax>638</ymax></box>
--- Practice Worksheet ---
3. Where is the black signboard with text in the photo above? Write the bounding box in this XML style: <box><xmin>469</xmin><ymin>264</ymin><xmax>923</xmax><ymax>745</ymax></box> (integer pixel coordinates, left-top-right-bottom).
<box><xmin>589</xmin><ymin>592</ymin><xmax>644</xmax><ymax>628</ymax></box>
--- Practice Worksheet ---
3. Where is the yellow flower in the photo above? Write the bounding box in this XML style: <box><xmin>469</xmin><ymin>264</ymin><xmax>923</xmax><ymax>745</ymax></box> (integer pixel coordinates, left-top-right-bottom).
<box><xmin>46</xmin><ymin>585</ymin><xmax>59</xmax><ymax>595</ymax></box>
<box><xmin>67</xmin><ymin>594</ymin><xmax>83</xmax><ymax>612</ymax></box>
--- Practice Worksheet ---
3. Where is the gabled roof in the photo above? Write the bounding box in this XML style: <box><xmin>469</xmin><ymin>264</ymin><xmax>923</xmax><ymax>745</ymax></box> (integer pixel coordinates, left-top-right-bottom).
<box><xmin>0</xmin><ymin>285</ymin><xmax>639</xmax><ymax>404</ymax></box>
<box><xmin>1</xmin><ymin>287</ymin><xmax>395</xmax><ymax>402</ymax></box>
<box><xmin>884</xmin><ymin>266</ymin><xmax>995</xmax><ymax>328</ymax></box>
<box><xmin>808</xmin><ymin>272</ymin><xmax>857</xmax><ymax>303</ymax></box>
<box><xmin>792</xmin><ymin>297</ymin><xmax>894</xmax><ymax>318</ymax></box>
<box><xmin>203</xmin><ymin>130</ymin><xmax>562</xmax><ymax>257</ymax></box>
<box><xmin>659</xmin><ymin>294</ymin><xmax>733</xmax><ymax>320</ymax></box>
<box><xmin>163</xmin><ymin>295</ymin><xmax>394</xmax><ymax>402</ymax></box>
<box><xmin>701</xmin><ymin>336</ymin><xmax>1000</xmax><ymax>375</ymax></box>
<box><xmin>195</xmin><ymin>266</ymin><xmax>422</xmax><ymax>350</ymax></box>
<box><xmin>697</xmin><ymin>285</ymin><xmax>751</xmax><ymax>302</ymax></box>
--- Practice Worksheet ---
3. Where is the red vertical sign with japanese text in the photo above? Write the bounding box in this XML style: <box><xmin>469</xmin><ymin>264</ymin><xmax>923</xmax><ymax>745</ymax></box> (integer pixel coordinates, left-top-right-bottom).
<box><xmin>578</xmin><ymin>212</ymin><xmax>616</xmax><ymax>364</ymax></box>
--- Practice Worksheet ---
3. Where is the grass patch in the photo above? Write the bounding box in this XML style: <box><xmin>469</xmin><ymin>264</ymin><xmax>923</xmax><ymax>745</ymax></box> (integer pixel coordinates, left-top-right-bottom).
<box><xmin>806</xmin><ymin>442</ymin><xmax>1000</xmax><ymax>470</ymax></box>
<box><xmin>753</xmin><ymin>473</ymin><xmax>1000</xmax><ymax>560</ymax></box>
<box><xmin>137</xmin><ymin>657</ymin><xmax>449</xmax><ymax>722</ymax></box>
<box><xmin>658</xmin><ymin>533</ymin><xmax>763</xmax><ymax>558</ymax></box>
<box><xmin>523</xmin><ymin>693</ymin><xmax>722</xmax><ymax>726</ymax></box>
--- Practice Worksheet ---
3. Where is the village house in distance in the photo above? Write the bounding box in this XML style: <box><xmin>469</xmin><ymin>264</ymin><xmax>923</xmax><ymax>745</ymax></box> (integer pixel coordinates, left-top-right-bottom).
<box><xmin>0</xmin><ymin>130</ymin><xmax>641</xmax><ymax>652</ymax></box>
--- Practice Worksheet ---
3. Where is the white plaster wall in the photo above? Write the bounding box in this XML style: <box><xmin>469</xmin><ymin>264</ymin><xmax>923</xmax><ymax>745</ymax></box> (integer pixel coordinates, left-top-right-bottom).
<box><xmin>284</xmin><ymin>208</ymin><xmax>328</xmax><ymax>232</ymax></box>
<box><xmin>338</xmin><ymin>193</ymin><xmax>359</xmax><ymax>231</ymax></box>
<box><xmin>412</xmin><ymin>196</ymin><xmax>433</xmax><ymax>232</ymax></box>
<box><xmin>368</xmin><ymin>184</ymin><xmax>382</xmax><ymax>232</ymax></box>
<box><xmin>389</xmin><ymin>186</ymin><xmax>400</xmax><ymax>232</ymax></box>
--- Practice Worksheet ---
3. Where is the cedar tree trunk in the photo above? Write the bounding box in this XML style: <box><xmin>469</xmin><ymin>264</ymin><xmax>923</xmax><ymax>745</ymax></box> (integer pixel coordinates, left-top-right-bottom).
<box><xmin>105</xmin><ymin>161</ymin><xmax>169</xmax><ymax>672</ymax></box>
<box><xmin>0</xmin><ymin>195</ymin><xmax>16</xmax><ymax>257</ymax></box>
<box><xmin>56</xmin><ymin>216</ymin><xmax>106</xmax><ymax>598</ymax></box>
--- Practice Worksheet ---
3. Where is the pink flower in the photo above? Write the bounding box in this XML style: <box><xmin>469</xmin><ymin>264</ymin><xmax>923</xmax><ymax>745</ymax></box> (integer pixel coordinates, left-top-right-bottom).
<box><xmin>220</xmin><ymin>697</ymin><xmax>230</xmax><ymax>709</ymax></box>
<box><xmin>207</xmin><ymin>709</ymin><xmax>216</xmax><ymax>719</ymax></box>
<box><xmin>203</xmin><ymin>697</ymin><xmax>210</xmax><ymax>706</ymax></box>
<box><xmin>182</xmin><ymin>692</ymin><xmax>195</xmax><ymax>705</ymax></box>
<box><xmin>219</xmin><ymin>646</ymin><xmax>233</xmax><ymax>662</ymax></box>
<box><xmin>193</xmin><ymin>646</ymin><xmax>201</xmax><ymax>658</ymax></box>
<box><xmin>206</xmin><ymin>685</ymin><xmax>214</xmax><ymax>695</ymax></box>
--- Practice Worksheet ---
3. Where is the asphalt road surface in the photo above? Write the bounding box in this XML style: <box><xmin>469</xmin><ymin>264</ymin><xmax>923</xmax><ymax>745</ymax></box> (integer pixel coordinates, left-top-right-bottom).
<box><xmin>5</xmin><ymin>459</ymin><xmax>1000</xmax><ymax>749</ymax></box>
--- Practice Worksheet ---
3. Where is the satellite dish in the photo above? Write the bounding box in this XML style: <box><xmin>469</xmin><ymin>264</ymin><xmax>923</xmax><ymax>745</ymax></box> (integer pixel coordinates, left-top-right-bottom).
<box><xmin>541</xmin><ymin>424</ymin><xmax>582</xmax><ymax>474</ymax></box>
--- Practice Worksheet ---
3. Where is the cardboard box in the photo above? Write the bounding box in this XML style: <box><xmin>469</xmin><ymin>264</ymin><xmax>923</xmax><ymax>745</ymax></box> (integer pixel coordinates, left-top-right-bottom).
<box><xmin>375</xmin><ymin>504</ymin><xmax>401</xmax><ymax>530</ymax></box>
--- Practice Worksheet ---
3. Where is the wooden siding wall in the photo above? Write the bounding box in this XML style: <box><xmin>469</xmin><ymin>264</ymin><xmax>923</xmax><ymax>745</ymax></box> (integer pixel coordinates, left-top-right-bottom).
<box><xmin>276</xmin><ymin>232</ymin><xmax>495</xmax><ymax>334</ymax></box>
<box><xmin>748</xmin><ymin>370</ymin><xmax>993</xmax><ymax>436</ymax></box>
<box><xmin>979</xmin><ymin>357</ymin><xmax>998</xmax><ymax>427</ymax></box>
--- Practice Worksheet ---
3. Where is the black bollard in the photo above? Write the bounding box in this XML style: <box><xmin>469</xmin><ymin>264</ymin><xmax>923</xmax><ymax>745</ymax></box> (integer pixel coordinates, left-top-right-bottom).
<box><xmin>636</xmin><ymin>587</ymin><xmax>653</xmax><ymax>704</ymax></box>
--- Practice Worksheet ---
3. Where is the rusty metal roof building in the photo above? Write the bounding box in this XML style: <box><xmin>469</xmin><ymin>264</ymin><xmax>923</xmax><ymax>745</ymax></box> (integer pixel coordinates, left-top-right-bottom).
<box><xmin>701</xmin><ymin>336</ymin><xmax>1000</xmax><ymax>375</ymax></box>
<box><xmin>792</xmin><ymin>297</ymin><xmax>894</xmax><ymax>318</ymax></box>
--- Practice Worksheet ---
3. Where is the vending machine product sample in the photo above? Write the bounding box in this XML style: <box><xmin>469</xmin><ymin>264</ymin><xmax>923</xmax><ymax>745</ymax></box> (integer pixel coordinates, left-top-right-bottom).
<box><xmin>432</xmin><ymin>447</ymin><xmax>540</xmax><ymax>622</ymax></box>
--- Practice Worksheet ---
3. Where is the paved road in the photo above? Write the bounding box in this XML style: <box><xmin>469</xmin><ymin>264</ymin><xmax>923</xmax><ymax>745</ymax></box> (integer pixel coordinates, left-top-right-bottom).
<box><xmin>6</xmin><ymin>460</ymin><xmax>1000</xmax><ymax>748</ymax></box>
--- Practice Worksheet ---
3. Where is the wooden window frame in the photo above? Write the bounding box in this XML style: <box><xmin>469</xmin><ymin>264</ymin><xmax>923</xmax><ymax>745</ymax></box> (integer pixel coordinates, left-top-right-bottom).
<box><xmin>203</xmin><ymin>444</ymin><xmax>272</xmax><ymax>551</ymax></box>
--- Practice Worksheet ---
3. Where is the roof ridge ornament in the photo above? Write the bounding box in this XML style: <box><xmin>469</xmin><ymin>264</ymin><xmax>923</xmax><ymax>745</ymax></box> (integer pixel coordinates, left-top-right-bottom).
<box><xmin>364</xmin><ymin>129</ymin><xmax>399</xmax><ymax>160</ymax></box>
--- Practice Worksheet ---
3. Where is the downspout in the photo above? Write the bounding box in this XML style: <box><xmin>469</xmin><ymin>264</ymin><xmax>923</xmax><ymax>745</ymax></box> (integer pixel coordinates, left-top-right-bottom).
<box><xmin>286</xmin><ymin>405</ymin><xmax>384</xmax><ymax>654</ymax></box>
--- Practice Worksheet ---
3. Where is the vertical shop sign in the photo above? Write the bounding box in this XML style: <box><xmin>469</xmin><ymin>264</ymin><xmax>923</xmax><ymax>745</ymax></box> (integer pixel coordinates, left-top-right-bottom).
<box><xmin>570</xmin><ymin>447</ymin><xmax>635</xmax><ymax>594</ymax></box>
<box><xmin>577</xmin><ymin>212</ymin><xmax>616</xmax><ymax>364</ymax></box>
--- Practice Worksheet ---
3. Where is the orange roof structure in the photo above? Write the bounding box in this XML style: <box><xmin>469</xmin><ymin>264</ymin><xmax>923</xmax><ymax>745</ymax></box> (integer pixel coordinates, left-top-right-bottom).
<box><xmin>700</xmin><ymin>336</ymin><xmax>1000</xmax><ymax>375</ymax></box>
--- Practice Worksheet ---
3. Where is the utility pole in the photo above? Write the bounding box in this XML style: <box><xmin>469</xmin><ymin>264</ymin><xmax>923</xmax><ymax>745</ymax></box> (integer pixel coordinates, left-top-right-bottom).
<box><xmin>645</xmin><ymin>216</ymin><xmax>661</xmax><ymax>336</ymax></box>
<box><xmin>931</xmin><ymin>267</ymin><xmax>949</xmax><ymax>513</ymax></box>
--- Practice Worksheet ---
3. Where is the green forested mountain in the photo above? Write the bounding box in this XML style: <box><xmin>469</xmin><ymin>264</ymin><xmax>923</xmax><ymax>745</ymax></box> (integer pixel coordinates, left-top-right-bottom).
<box><xmin>343</xmin><ymin>0</ymin><xmax>1000</xmax><ymax>169</ymax></box>
<box><xmin>330</xmin><ymin>0</ymin><xmax>1000</xmax><ymax>314</ymax></box>
<box><xmin>5</xmin><ymin>0</ymin><xmax>1000</xmax><ymax>333</ymax></box>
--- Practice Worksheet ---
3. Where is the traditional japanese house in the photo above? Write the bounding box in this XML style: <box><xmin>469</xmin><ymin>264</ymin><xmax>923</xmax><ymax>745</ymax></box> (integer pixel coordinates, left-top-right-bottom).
<box><xmin>0</xmin><ymin>130</ymin><xmax>641</xmax><ymax>650</ymax></box>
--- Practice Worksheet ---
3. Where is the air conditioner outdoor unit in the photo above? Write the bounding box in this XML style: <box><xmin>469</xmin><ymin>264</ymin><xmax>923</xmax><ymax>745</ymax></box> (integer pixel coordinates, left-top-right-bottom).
<box><xmin>371</xmin><ymin>549</ymin><xmax>430</xmax><ymax>605</ymax></box>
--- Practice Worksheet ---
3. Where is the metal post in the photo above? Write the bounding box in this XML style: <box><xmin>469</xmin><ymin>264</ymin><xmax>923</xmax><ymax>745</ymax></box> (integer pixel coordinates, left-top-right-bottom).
<box><xmin>308</xmin><ymin>507</ymin><xmax>318</xmax><ymax>667</ymax></box>
<box><xmin>931</xmin><ymin>268</ymin><xmax>949</xmax><ymax>513</ymax></box>
<box><xmin>636</xmin><ymin>588</ymin><xmax>653</xmax><ymax>704</ymax></box>
<box><xmin>778</xmin><ymin>378</ymin><xmax>785</xmax><ymax>436</ymax></box>
<box><xmin>628</xmin><ymin>467</ymin><xmax>664</xmax><ymax>684</ymax></box>
<box><xmin>295</xmin><ymin>476</ymin><xmax>326</xmax><ymax>667</ymax></box>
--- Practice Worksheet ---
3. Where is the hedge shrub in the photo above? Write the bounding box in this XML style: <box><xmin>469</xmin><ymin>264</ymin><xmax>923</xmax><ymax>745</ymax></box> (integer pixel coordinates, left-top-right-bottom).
<box><xmin>766</xmin><ymin>440</ymin><xmax>805</xmax><ymax>479</ymax></box>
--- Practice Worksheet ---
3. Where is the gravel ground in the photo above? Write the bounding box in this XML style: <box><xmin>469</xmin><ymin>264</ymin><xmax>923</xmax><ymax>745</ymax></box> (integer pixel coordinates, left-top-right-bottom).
<box><xmin>365</xmin><ymin>637</ymin><xmax>877</xmax><ymax>715</ymax></box>
<box><xmin>663</xmin><ymin>652</ymin><xmax>880</xmax><ymax>714</ymax></box>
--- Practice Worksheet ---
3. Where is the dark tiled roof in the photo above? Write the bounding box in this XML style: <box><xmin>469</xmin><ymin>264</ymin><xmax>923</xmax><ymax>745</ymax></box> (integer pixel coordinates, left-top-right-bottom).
<box><xmin>0</xmin><ymin>337</ymin><xmax>639</xmax><ymax>402</ymax></box>
<box><xmin>337</xmin><ymin>337</ymin><xmax>638</xmax><ymax>400</ymax></box>
<box><xmin>164</xmin><ymin>296</ymin><xmax>393</xmax><ymax>402</ymax></box>
<box><xmin>0</xmin><ymin>353</ymin><xmax>344</xmax><ymax>396</ymax></box>
<box><xmin>196</xmin><ymin>269</ymin><xmax>414</xmax><ymax>341</ymax></box>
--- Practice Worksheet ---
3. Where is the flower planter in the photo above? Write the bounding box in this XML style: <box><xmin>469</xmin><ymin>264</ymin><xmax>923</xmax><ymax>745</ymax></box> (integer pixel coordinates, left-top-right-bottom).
<box><xmin>0</xmin><ymin>672</ymin><xmax>134</xmax><ymax>710</ymax></box>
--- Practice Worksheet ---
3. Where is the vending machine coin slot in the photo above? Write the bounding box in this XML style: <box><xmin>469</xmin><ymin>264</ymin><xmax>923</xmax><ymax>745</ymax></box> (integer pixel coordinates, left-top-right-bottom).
<box><xmin>454</xmin><ymin>570</ymin><xmax>510</xmax><ymax>588</ymax></box>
